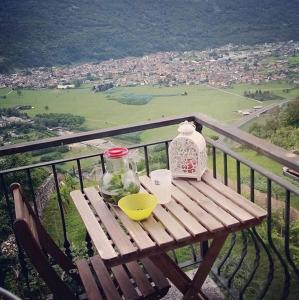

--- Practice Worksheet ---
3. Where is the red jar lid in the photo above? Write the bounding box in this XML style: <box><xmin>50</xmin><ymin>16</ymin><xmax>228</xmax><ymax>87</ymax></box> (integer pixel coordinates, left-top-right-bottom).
<box><xmin>104</xmin><ymin>147</ymin><xmax>129</xmax><ymax>159</ymax></box>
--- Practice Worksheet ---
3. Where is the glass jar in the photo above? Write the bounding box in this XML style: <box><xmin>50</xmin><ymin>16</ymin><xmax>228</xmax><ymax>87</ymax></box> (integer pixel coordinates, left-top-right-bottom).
<box><xmin>100</xmin><ymin>147</ymin><xmax>140</xmax><ymax>204</ymax></box>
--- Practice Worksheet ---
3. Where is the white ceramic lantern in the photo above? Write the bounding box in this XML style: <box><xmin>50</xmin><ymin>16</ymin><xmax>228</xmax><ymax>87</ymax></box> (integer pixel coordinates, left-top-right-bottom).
<box><xmin>169</xmin><ymin>121</ymin><xmax>207</xmax><ymax>181</ymax></box>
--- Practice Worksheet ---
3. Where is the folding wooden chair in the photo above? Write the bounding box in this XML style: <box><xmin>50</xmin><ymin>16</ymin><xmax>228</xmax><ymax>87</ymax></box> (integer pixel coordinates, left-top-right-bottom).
<box><xmin>11</xmin><ymin>183</ymin><xmax>170</xmax><ymax>300</ymax></box>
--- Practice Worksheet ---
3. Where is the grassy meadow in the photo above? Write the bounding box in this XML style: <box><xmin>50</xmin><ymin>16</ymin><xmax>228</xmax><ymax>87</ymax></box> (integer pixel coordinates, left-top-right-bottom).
<box><xmin>1</xmin><ymin>80</ymin><xmax>297</xmax><ymax>175</ymax></box>
<box><xmin>1</xmin><ymin>81</ymin><xmax>296</xmax><ymax>142</ymax></box>
<box><xmin>288</xmin><ymin>54</ymin><xmax>299</xmax><ymax>66</ymax></box>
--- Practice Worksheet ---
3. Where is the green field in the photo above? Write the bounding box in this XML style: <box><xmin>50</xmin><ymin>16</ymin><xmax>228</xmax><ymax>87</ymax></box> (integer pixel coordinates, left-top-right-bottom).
<box><xmin>288</xmin><ymin>55</ymin><xmax>299</xmax><ymax>66</ymax></box>
<box><xmin>229</xmin><ymin>81</ymin><xmax>298</xmax><ymax>99</ymax></box>
<box><xmin>1</xmin><ymin>81</ymin><xmax>296</xmax><ymax>142</ymax></box>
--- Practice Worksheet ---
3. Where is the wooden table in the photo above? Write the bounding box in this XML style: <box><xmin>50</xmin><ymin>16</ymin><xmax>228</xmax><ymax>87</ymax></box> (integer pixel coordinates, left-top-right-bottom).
<box><xmin>70</xmin><ymin>170</ymin><xmax>267</xmax><ymax>299</ymax></box>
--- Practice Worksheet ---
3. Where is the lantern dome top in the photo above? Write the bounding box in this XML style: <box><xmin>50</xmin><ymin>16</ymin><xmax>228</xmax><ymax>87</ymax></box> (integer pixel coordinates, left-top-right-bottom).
<box><xmin>178</xmin><ymin>121</ymin><xmax>195</xmax><ymax>135</ymax></box>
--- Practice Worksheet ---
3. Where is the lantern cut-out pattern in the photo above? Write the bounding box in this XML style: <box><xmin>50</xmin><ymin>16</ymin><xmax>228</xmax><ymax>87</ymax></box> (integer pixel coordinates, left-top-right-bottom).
<box><xmin>169</xmin><ymin>121</ymin><xmax>207</xmax><ymax>181</ymax></box>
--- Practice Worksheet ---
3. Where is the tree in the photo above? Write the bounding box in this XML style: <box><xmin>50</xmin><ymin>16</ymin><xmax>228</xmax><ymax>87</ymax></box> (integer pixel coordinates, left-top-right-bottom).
<box><xmin>281</xmin><ymin>99</ymin><xmax>299</xmax><ymax>127</ymax></box>
<box><xmin>249</xmin><ymin>99</ymin><xmax>299</xmax><ymax>150</ymax></box>
<box><xmin>271</xmin><ymin>127</ymin><xmax>299</xmax><ymax>150</ymax></box>
<box><xmin>244</xmin><ymin>64</ymin><xmax>250</xmax><ymax>71</ymax></box>
<box><xmin>44</xmin><ymin>105</ymin><xmax>49</xmax><ymax>110</ymax></box>
<box><xmin>72</xmin><ymin>79</ymin><xmax>82</xmax><ymax>88</ymax></box>
<box><xmin>34</xmin><ymin>113</ymin><xmax>85</xmax><ymax>129</ymax></box>
<box><xmin>64</xmin><ymin>174</ymin><xmax>76</xmax><ymax>190</ymax></box>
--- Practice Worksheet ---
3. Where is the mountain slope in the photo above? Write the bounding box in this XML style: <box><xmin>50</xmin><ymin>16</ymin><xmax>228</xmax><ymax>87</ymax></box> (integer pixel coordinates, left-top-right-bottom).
<box><xmin>0</xmin><ymin>0</ymin><xmax>299</xmax><ymax>70</ymax></box>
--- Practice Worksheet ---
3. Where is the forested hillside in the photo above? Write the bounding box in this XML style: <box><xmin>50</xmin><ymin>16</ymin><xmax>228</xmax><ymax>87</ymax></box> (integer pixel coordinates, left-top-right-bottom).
<box><xmin>0</xmin><ymin>0</ymin><xmax>299</xmax><ymax>71</ymax></box>
<box><xmin>249</xmin><ymin>99</ymin><xmax>299</xmax><ymax>150</ymax></box>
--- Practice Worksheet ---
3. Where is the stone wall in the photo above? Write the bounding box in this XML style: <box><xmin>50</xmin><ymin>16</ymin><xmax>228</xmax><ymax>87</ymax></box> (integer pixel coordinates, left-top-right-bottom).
<box><xmin>34</xmin><ymin>174</ymin><xmax>56</xmax><ymax>218</ymax></box>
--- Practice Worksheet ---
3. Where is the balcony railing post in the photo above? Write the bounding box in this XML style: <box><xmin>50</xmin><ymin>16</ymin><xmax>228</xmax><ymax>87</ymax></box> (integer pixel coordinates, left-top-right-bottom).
<box><xmin>284</xmin><ymin>189</ymin><xmax>290</xmax><ymax>261</ymax></box>
<box><xmin>284</xmin><ymin>190</ymin><xmax>299</xmax><ymax>276</ymax></box>
<box><xmin>250</xmin><ymin>168</ymin><xmax>255</xmax><ymax>202</ymax></box>
<box><xmin>0</xmin><ymin>174</ymin><xmax>14</xmax><ymax>226</ymax></box>
<box><xmin>76</xmin><ymin>159</ymin><xmax>84</xmax><ymax>193</ymax></box>
<box><xmin>266</xmin><ymin>179</ymin><xmax>291</xmax><ymax>299</ymax></box>
<box><xmin>51</xmin><ymin>165</ymin><xmax>72</xmax><ymax>260</ymax></box>
<box><xmin>212</xmin><ymin>146</ymin><xmax>217</xmax><ymax>178</ymax></box>
<box><xmin>26</xmin><ymin>169</ymin><xmax>39</xmax><ymax>218</ymax></box>
<box><xmin>165</xmin><ymin>141</ymin><xmax>170</xmax><ymax>170</ymax></box>
<box><xmin>223</xmin><ymin>153</ymin><xmax>228</xmax><ymax>186</ymax></box>
<box><xmin>267</xmin><ymin>179</ymin><xmax>272</xmax><ymax>241</ymax></box>
<box><xmin>100</xmin><ymin>154</ymin><xmax>106</xmax><ymax>174</ymax></box>
<box><xmin>144</xmin><ymin>146</ymin><xmax>150</xmax><ymax>176</ymax></box>
<box><xmin>75</xmin><ymin>159</ymin><xmax>94</xmax><ymax>256</ymax></box>
<box><xmin>236</xmin><ymin>160</ymin><xmax>241</xmax><ymax>194</ymax></box>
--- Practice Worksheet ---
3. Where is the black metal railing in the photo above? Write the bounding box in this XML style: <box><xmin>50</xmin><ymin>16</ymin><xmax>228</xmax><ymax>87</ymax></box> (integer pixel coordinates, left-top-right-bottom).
<box><xmin>0</xmin><ymin>113</ymin><xmax>298</xmax><ymax>299</ymax></box>
<box><xmin>206</xmin><ymin>136</ymin><xmax>299</xmax><ymax>299</ymax></box>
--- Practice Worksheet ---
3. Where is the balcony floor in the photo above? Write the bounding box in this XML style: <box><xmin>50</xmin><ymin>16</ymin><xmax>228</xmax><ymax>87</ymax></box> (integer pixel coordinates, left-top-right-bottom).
<box><xmin>162</xmin><ymin>270</ymin><xmax>225</xmax><ymax>299</ymax></box>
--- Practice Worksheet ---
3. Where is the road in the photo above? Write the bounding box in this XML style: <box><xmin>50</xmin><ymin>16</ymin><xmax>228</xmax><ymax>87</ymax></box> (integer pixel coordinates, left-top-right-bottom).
<box><xmin>216</xmin><ymin>100</ymin><xmax>290</xmax><ymax>143</ymax></box>
<box><xmin>231</xmin><ymin>100</ymin><xmax>290</xmax><ymax>128</ymax></box>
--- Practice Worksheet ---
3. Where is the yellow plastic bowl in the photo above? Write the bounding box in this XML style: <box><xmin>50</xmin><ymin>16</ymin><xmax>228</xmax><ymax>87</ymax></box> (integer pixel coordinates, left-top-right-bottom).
<box><xmin>118</xmin><ymin>193</ymin><xmax>158</xmax><ymax>221</ymax></box>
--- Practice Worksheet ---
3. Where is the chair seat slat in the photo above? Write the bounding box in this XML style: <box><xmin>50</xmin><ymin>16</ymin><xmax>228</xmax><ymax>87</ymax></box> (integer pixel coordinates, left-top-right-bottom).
<box><xmin>77</xmin><ymin>259</ymin><xmax>103</xmax><ymax>300</ymax></box>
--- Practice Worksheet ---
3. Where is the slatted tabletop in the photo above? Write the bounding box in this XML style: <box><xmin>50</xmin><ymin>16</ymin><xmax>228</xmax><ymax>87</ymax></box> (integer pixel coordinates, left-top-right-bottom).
<box><xmin>70</xmin><ymin>170</ymin><xmax>266</xmax><ymax>266</ymax></box>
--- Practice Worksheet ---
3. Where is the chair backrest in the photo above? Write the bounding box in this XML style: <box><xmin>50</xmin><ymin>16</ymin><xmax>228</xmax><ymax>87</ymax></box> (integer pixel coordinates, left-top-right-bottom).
<box><xmin>11</xmin><ymin>183</ymin><xmax>76</xmax><ymax>300</ymax></box>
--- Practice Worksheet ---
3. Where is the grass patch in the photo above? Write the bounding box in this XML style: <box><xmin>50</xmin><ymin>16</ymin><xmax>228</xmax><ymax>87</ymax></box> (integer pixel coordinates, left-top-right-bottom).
<box><xmin>1</xmin><ymin>81</ymin><xmax>295</xmax><ymax>146</ymax></box>
<box><xmin>42</xmin><ymin>179</ymin><xmax>98</xmax><ymax>247</ymax></box>
<box><xmin>288</xmin><ymin>55</ymin><xmax>299</xmax><ymax>66</ymax></box>
<box><xmin>0</xmin><ymin>82</ymin><xmax>292</xmax><ymax>140</ymax></box>
<box><xmin>42</xmin><ymin>194</ymin><xmax>86</xmax><ymax>247</ymax></box>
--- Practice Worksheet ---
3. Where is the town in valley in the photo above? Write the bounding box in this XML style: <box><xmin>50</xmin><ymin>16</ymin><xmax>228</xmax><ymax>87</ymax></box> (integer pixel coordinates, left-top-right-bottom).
<box><xmin>0</xmin><ymin>41</ymin><xmax>298</xmax><ymax>89</ymax></box>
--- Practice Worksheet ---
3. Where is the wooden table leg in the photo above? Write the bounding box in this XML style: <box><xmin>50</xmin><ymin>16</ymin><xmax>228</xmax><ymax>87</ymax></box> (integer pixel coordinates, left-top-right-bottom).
<box><xmin>149</xmin><ymin>252</ymin><xmax>191</xmax><ymax>294</ymax></box>
<box><xmin>149</xmin><ymin>253</ymin><xmax>205</xmax><ymax>300</ymax></box>
<box><xmin>183</xmin><ymin>234</ymin><xmax>229</xmax><ymax>300</ymax></box>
